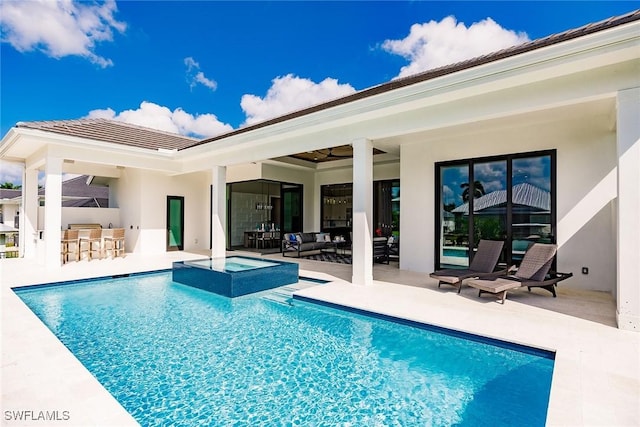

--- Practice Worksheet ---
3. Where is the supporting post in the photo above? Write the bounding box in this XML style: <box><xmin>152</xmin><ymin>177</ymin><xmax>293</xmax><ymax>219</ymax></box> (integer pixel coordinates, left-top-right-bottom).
<box><xmin>616</xmin><ymin>87</ymin><xmax>640</xmax><ymax>331</ymax></box>
<box><xmin>211</xmin><ymin>165</ymin><xmax>227</xmax><ymax>259</ymax></box>
<box><xmin>22</xmin><ymin>168</ymin><xmax>39</xmax><ymax>259</ymax></box>
<box><xmin>351</xmin><ymin>138</ymin><xmax>373</xmax><ymax>286</ymax></box>
<box><xmin>44</xmin><ymin>156</ymin><xmax>62</xmax><ymax>268</ymax></box>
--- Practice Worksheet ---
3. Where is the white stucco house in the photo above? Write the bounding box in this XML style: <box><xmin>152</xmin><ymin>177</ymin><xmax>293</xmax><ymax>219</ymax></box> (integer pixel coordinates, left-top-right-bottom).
<box><xmin>1</xmin><ymin>11</ymin><xmax>638</xmax><ymax>331</ymax></box>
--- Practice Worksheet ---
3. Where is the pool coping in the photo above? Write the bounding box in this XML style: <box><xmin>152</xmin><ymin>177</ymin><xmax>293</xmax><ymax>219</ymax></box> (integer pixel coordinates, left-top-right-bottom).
<box><xmin>293</xmin><ymin>294</ymin><xmax>556</xmax><ymax>359</ymax></box>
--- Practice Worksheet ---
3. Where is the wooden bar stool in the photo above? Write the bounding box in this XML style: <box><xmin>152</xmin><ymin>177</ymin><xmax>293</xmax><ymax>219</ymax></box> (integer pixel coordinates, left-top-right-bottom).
<box><xmin>79</xmin><ymin>228</ymin><xmax>102</xmax><ymax>261</ymax></box>
<box><xmin>60</xmin><ymin>229</ymin><xmax>79</xmax><ymax>264</ymax></box>
<box><xmin>103</xmin><ymin>228</ymin><xmax>126</xmax><ymax>258</ymax></box>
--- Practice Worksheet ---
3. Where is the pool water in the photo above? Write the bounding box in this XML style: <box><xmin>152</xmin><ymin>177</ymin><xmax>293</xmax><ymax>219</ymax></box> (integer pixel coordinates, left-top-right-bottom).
<box><xmin>185</xmin><ymin>256</ymin><xmax>276</xmax><ymax>272</ymax></box>
<box><xmin>16</xmin><ymin>272</ymin><xmax>554</xmax><ymax>426</ymax></box>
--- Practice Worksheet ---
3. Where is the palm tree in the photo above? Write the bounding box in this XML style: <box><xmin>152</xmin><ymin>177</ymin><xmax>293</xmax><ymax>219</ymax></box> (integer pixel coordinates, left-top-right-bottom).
<box><xmin>460</xmin><ymin>181</ymin><xmax>486</xmax><ymax>202</ymax></box>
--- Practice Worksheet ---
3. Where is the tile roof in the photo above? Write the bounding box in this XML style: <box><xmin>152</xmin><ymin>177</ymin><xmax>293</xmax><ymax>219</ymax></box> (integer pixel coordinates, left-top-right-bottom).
<box><xmin>0</xmin><ymin>189</ymin><xmax>21</xmax><ymax>200</ymax></box>
<box><xmin>40</xmin><ymin>175</ymin><xmax>109</xmax><ymax>199</ymax></box>
<box><xmin>193</xmin><ymin>9</ymin><xmax>640</xmax><ymax>149</ymax></box>
<box><xmin>16</xmin><ymin>118</ymin><xmax>198</xmax><ymax>151</ymax></box>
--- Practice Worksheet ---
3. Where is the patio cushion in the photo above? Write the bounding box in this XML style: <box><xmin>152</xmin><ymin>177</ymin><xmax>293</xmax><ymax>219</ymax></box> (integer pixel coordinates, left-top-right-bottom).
<box><xmin>300</xmin><ymin>233</ymin><xmax>315</xmax><ymax>243</ymax></box>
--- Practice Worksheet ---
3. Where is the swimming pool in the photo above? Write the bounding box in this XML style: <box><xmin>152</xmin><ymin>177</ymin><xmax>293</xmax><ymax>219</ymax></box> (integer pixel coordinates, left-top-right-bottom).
<box><xmin>15</xmin><ymin>272</ymin><xmax>554</xmax><ymax>426</ymax></box>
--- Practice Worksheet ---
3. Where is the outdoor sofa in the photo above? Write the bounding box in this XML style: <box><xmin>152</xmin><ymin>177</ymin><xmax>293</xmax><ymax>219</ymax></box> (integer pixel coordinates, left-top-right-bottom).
<box><xmin>282</xmin><ymin>232</ymin><xmax>334</xmax><ymax>257</ymax></box>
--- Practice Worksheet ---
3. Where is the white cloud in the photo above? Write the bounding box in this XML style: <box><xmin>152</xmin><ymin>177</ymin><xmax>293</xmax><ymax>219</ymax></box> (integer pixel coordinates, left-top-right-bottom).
<box><xmin>240</xmin><ymin>74</ymin><xmax>357</xmax><ymax>126</ymax></box>
<box><xmin>0</xmin><ymin>0</ymin><xmax>126</xmax><ymax>68</ymax></box>
<box><xmin>87</xmin><ymin>101</ymin><xmax>233</xmax><ymax>138</ymax></box>
<box><xmin>184</xmin><ymin>57</ymin><xmax>217</xmax><ymax>91</ymax></box>
<box><xmin>0</xmin><ymin>161</ymin><xmax>23</xmax><ymax>186</ymax></box>
<box><xmin>382</xmin><ymin>16</ymin><xmax>529</xmax><ymax>79</ymax></box>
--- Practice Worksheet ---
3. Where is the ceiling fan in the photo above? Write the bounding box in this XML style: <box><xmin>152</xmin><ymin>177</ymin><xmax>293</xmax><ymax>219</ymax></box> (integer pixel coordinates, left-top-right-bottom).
<box><xmin>308</xmin><ymin>145</ymin><xmax>353</xmax><ymax>161</ymax></box>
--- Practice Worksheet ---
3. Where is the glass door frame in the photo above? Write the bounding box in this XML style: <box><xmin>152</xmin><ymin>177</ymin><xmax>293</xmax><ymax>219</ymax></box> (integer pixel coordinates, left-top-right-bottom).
<box><xmin>434</xmin><ymin>149</ymin><xmax>556</xmax><ymax>269</ymax></box>
<box><xmin>166</xmin><ymin>195</ymin><xmax>185</xmax><ymax>251</ymax></box>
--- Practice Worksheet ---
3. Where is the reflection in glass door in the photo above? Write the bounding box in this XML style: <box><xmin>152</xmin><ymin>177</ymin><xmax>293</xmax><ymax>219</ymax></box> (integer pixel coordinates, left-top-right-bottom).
<box><xmin>473</xmin><ymin>160</ymin><xmax>507</xmax><ymax>265</ymax></box>
<box><xmin>438</xmin><ymin>165</ymin><xmax>470</xmax><ymax>268</ymax></box>
<box><xmin>511</xmin><ymin>155</ymin><xmax>553</xmax><ymax>262</ymax></box>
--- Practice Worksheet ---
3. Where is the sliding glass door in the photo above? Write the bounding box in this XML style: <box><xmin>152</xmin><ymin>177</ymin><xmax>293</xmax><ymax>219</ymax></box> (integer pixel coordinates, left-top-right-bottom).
<box><xmin>436</xmin><ymin>150</ymin><xmax>555</xmax><ymax>269</ymax></box>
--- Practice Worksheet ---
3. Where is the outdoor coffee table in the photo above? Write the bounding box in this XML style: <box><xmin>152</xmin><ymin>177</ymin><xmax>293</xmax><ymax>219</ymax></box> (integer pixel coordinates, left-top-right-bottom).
<box><xmin>467</xmin><ymin>277</ymin><xmax>522</xmax><ymax>304</ymax></box>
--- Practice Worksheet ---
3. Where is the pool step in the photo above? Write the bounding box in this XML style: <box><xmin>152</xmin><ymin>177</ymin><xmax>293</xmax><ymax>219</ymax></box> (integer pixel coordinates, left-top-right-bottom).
<box><xmin>261</xmin><ymin>279</ymin><xmax>325</xmax><ymax>306</ymax></box>
<box><xmin>261</xmin><ymin>292</ymin><xmax>293</xmax><ymax>306</ymax></box>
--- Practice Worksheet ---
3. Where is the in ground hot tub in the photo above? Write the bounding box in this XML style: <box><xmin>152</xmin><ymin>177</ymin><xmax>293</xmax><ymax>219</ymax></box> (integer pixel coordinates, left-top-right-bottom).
<box><xmin>172</xmin><ymin>256</ymin><xmax>299</xmax><ymax>297</ymax></box>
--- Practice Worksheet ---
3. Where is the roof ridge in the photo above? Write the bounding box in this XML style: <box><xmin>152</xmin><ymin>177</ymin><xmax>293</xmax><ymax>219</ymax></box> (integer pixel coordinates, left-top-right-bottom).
<box><xmin>17</xmin><ymin>118</ymin><xmax>198</xmax><ymax>142</ymax></box>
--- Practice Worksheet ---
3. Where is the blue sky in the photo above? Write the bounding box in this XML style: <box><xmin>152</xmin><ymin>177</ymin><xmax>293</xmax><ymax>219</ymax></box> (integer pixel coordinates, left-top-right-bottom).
<box><xmin>1</xmin><ymin>1</ymin><xmax>637</xmax><ymax>184</ymax></box>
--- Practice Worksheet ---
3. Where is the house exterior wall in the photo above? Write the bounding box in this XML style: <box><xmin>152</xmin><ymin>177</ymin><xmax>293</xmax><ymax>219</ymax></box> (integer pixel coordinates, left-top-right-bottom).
<box><xmin>401</xmin><ymin>109</ymin><xmax>617</xmax><ymax>293</ymax></box>
<box><xmin>1</xmin><ymin>203</ymin><xmax>19</xmax><ymax>228</ymax></box>
<box><xmin>110</xmin><ymin>168</ymin><xmax>143</xmax><ymax>253</ymax></box>
<box><xmin>110</xmin><ymin>169</ymin><xmax>210</xmax><ymax>254</ymax></box>
<box><xmin>37</xmin><ymin>207</ymin><xmax>120</xmax><ymax>230</ymax></box>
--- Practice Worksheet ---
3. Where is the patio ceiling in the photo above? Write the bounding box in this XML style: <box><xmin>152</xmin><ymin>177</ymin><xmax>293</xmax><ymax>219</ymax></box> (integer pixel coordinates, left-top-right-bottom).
<box><xmin>288</xmin><ymin>145</ymin><xmax>386</xmax><ymax>163</ymax></box>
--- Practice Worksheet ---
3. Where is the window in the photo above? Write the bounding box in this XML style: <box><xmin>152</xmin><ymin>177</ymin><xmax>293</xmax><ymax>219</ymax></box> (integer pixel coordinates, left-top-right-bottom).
<box><xmin>435</xmin><ymin>150</ymin><xmax>555</xmax><ymax>269</ymax></box>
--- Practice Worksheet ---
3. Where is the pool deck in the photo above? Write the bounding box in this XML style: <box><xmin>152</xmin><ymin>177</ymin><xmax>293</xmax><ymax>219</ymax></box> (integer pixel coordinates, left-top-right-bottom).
<box><xmin>2</xmin><ymin>251</ymin><xmax>639</xmax><ymax>426</ymax></box>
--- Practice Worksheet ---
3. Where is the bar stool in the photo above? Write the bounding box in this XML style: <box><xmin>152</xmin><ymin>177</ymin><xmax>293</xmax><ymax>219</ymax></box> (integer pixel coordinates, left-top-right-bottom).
<box><xmin>104</xmin><ymin>228</ymin><xmax>125</xmax><ymax>258</ymax></box>
<box><xmin>79</xmin><ymin>228</ymin><xmax>102</xmax><ymax>261</ymax></box>
<box><xmin>60</xmin><ymin>229</ymin><xmax>79</xmax><ymax>264</ymax></box>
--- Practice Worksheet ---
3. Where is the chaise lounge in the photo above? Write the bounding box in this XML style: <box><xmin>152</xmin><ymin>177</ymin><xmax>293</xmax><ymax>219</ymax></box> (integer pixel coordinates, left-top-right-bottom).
<box><xmin>430</xmin><ymin>239</ymin><xmax>506</xmax><ymax>293</ymax></box>
<box><xmin>467</xmin><ymin>243</ymin><xmax>573</xmax><ymax>304</ymax></box>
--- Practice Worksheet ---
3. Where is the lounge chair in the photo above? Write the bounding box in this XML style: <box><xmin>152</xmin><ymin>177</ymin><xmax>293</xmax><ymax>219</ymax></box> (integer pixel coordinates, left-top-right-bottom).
<box><xmin>467</xmin><ymin>243</ymin><xmax>573</xmax><ymax>303</ymax></box>
<box><xmin>430</xmin><ymin>239</ymin><xmax>506</xmax><ymax>293</ymax></box>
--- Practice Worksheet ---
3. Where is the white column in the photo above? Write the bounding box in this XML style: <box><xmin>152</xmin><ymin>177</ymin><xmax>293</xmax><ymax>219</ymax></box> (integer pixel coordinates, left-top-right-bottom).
<box><xmin>351</xmin><ymin>138</ymin><xmax>373</xmax><ymax>285</ymax></box>
<box><xmin>44</xmin><ymin>157</ymin><xmax>63</xmax><ymax>268</ymax></box>
<box><xmin>616</xmin><ymin>87</ymin><xmax>640</xmax><ymax>332</ymax></box>
<box><xmin>22</xmin><ymin>168</ymin><xmax>39</xmax><ymax>259</ymax></box>
<box><xmin>211</xmin><ymin>165</ymin><xmax>227</xmax><ymax>259</ymax></box>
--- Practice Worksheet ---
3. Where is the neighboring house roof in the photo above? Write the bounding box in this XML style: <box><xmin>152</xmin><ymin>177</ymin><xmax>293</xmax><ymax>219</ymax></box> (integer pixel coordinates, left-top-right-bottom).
<box><xmin>40</xmin><ymin>175</ymin><xmax>109</xmax><ymax>200</ymax></box>
<box><xmin>0</xmin><ymin>189</ymin><xmax>21</xmax><ymax>200</ymax></box>
<box><xmin>452</xmin><ymin>183</ymin><xmax>550</xmax><ymax>214</ymax></box>
<box><xmin>1</xmin><ymin>176</ymin><xmax>109</xmax><ymax>207</ymax></box>
<box><xmin>16</xmin><ymin>118</ymin><xmax>198</xmax><ymax>151</ymax></box>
